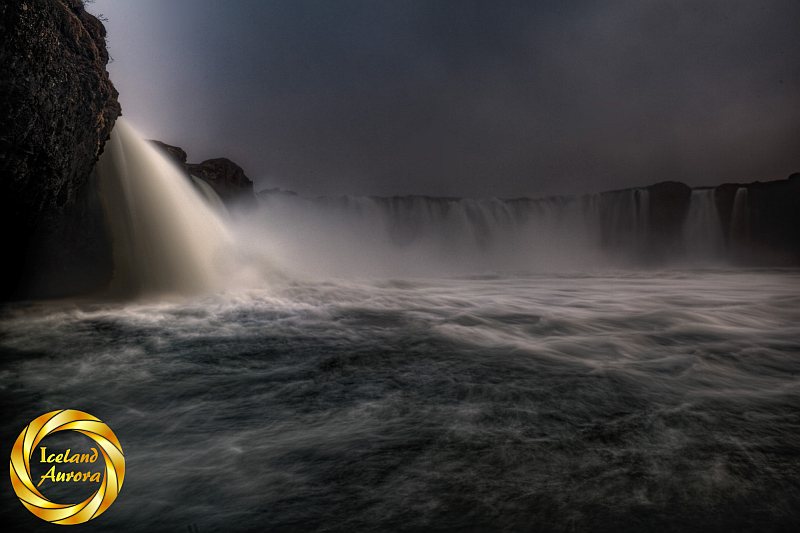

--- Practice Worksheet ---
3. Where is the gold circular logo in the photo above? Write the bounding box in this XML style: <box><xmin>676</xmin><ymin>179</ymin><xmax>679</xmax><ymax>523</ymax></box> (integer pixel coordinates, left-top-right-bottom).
<box><xmin>9</xmin><ymin>409</ymin><xmax>125</xmax><ymax>525</ymax></box>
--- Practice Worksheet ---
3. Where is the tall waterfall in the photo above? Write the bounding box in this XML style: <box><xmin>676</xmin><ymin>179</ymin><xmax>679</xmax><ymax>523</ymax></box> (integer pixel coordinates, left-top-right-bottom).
<box><xmin>683</xmin><ymin>189</ymin><xmax>724</xmax><ymax>258</ymax></box>
<box><xmin>191</xmin><ymin>175</ymin><xmax>229</xmax><ymax>215</ymax></box>
<box><xmin>595</xmin><ymin>188</ymin><xmax>650</xmax><ymax>256</ymax></box>
<box><xmin>730</xmin><ymin>187</ymin><xmax>750</xmax><ymax>244</ymax></box>
<box><xmin>97</xmin><ymin>119</ymin><xmax>231</xmax><ymax>296</ymax></box>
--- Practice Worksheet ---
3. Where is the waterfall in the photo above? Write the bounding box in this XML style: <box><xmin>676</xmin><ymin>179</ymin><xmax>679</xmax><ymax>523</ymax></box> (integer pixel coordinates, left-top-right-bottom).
<box><xmin>191</xmin><ymin>175</ymin><xmax>229</xmax><ymax>215</ymax></box>
<box><xmin>730</xmin><ymin>187</ymin><xmax>750</xmax><ymax>244</ymax></box>
<box><xmin>254</xmin><ymin>192</ymin><xmax>614</xmax><ymax>276</ymax></box>
<box><xmin>89</xmin><ymin>119</ymin><xmax>745</xmax><ymax>291</ymax></box>
<box><xmin>683</xmin><ymin>189</ymin><xmax>724</xmax><ymax>259</ymax></box>
<box><xmin>254</xmin><ymin>185</ymin><xmax>737</xmax><ymax>276</ymax></box>
<box><xmin>596</xmin><ymin>188</ymin><xmax>649</xmax><ymax>257</ymax></box>
<box><xmin>635</xmin><ymin>189</ymin><xmax>650</xmax><ymax>246</ymax></box>
<box><xmin>93</xmin><ymin>126</ymin><xmax>739</xmax><ymax>286</ymax></box>
<box><xmin>96</xmin><ymin>119</ymin><xmax>232</xmax><ymax>296</ymax></box>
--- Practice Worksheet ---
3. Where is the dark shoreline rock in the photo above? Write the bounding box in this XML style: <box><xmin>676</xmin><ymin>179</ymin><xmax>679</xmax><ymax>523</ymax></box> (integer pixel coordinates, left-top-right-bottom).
<box><xmin>0</xmin><ymin>0</ymin><xmax>120</xmax><ymax>299</ymax></box>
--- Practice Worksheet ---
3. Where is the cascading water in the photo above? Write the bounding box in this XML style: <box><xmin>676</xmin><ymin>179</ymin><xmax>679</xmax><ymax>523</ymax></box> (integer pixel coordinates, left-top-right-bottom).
<box><xmin>596</xmin><ymin>189</ymin><xmax>650</xmax><ymax>256</ymax></box>
<box><xmin>252</xmin><ymin>191</ymin><xmax>651</xmax><ymax>276</ymax></box>
<box><xmin>636</xmin><ymin>188</ymin><xmax>650</xmax><ymax>246</ymax></box>
<box><xmin>191</xmin><ymin>175</ymin><xmax>229</xmax><ymax>215</ymax></box>
<box><xmin>96</xmin><ymin>118</ymin><xmax>232</xmax><ymax>296</ymax></box>
<box><xmin>730</xmin><ymin>187</ymin><xmax>750</xmax><ymax>244</ymax></box>
<box><xmin>683</xmin><ymin>189</ymin><xmax>724</xmax><ymax>259</ymax></box>
<box><xmin>250</xmin><ymin>186</ymin><xmax>734</xmax><ymax>276</ymax></box>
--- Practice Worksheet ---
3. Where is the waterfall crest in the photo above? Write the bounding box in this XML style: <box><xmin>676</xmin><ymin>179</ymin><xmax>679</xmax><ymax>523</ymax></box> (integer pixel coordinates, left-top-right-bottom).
<box><xmin>97</xmin><ymin>119</ymin><xmax>232</xmax><ymax>296</ymax></box>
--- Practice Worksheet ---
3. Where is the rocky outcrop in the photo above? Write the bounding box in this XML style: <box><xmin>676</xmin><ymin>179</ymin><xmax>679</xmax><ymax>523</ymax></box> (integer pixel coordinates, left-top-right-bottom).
<box><xmin>149</xmin><ymin>140</ymin><xmax>256</xmax><ymax>206</ymax></box>
<box><xmin>187</xmin><ymin>159</ymin><xmax>255</xmax><ymax>205</ymax></box>
<box><xmin>149</xmin><ymin>140</ymin><xmax>187</xmax><ymax>166</ymax></box>
<box><xmin>0</xmin><ymin>0</ymin><xmax>120</xmax><ymax>298</ymax></box>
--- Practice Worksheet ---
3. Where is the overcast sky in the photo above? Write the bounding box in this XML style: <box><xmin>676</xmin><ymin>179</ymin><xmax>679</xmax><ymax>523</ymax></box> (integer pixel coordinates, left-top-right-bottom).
<box><xmin>90</xmin><ymin>0</ymin><xmax>799</xmax><ymax>197</ymax></box>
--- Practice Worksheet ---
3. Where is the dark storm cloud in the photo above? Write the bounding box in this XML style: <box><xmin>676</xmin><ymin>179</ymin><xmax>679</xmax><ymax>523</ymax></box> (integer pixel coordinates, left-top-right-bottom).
<box><xmin>92</xmin><ymin>0</ymin><xmax>800</xmax><ymax>197</ymax></box>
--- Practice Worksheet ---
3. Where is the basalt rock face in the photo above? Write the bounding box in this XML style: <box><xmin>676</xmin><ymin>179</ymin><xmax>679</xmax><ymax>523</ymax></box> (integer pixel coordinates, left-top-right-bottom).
<box><xmin>149</xmin><ymin>140</ymin><xmax>256</xmax><ymax>206</ymax></box>
<box><xmin>0</xmin><ymin>0</ymin><xmax>120</xmax><ymax>298</ymax></box>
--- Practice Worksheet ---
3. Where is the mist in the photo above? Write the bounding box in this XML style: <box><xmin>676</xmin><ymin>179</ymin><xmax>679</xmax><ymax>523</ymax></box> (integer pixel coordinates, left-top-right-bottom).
<box><xmin>229</xmin><ymin>188</ymin><xmax>731</xmax><ymax>280</ymax></box>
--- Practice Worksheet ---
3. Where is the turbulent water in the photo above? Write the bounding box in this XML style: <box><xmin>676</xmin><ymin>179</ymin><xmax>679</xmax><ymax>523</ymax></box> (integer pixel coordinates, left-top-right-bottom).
<box><xmin>2</xmin><ymin>270</ymin><xmax>799</xmax><ymax>532</ymax></box>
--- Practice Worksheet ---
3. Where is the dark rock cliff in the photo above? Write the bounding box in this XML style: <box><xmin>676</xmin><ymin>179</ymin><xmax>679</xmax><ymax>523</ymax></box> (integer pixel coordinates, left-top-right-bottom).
<box><xmin>0</xmin><ymin>0</ymin><xmax>120</xmax><ymax>298</ymax></box>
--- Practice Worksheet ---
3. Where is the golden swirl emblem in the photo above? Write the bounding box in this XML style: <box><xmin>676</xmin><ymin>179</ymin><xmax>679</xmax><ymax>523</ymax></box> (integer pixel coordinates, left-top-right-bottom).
<box><xmin>9</xmin><ymin>409</ymin><xmax>125</xmax><ymax>525</ymax></box>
